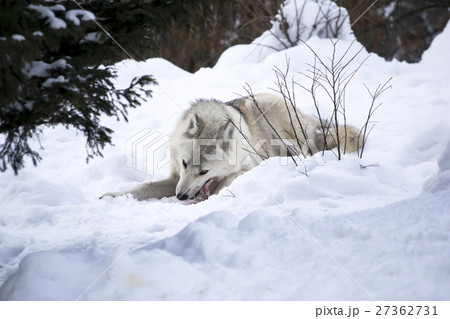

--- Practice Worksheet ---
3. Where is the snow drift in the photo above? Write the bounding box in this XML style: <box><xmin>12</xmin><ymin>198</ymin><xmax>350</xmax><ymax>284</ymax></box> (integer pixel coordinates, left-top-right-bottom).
<box><xmin>1</xmin><ymin>0</ymin><xmax>450</xmax><ymax>301</ymax></box>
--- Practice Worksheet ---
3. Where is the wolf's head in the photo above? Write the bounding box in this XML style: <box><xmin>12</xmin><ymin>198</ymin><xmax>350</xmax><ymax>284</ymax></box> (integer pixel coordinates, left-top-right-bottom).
<box><xmin>173</xmin><ymin>109</ymin><xmax>236</xmax><ymax>201</ymax></box>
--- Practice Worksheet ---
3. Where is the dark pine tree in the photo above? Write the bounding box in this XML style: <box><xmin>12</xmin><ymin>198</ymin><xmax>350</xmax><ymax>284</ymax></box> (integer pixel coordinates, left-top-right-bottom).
<box><xmin>0</xmin><ymin>0</ymin><xmax>228</xmax><ymax>174</ymax></box>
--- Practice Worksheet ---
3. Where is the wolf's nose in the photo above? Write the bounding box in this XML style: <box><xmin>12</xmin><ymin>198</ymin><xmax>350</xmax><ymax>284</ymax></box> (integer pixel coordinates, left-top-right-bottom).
<box><xmin>176</xmin><ymin>193</ymin><xmax>189</xmax><ymax>200</ymax></box>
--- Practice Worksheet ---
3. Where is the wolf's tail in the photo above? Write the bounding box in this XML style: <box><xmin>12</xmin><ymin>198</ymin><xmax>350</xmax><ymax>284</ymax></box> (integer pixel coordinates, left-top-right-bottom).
<box><xmin>323</xmin><ymin>125</ymin><xmax>361</xmax><ymax>154</ymax></box>
<box><xmin>306</xmin><ymin>124</ymin><xmax>361</xmax><ymax>155</ymax></box>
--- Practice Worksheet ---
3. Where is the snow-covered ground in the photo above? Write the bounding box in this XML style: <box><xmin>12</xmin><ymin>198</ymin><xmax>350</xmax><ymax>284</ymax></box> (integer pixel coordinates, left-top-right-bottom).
<box><xmin>1</xmin><ymin>2</ymin><xmax>450</xmax><ymax>300</ymax></box>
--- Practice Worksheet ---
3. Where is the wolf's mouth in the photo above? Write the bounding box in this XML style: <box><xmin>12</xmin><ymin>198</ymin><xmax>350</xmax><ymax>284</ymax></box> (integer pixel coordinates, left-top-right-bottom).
<box><xmin>195</xmin><ymin>178</ymin><xmax>214</xmax><ymax>200</ymax></box>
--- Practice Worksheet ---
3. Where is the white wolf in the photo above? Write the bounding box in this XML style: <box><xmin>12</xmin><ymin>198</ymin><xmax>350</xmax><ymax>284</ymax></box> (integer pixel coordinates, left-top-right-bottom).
<box><xmin>101</xmin><ymin>93</ymin><xmax>360</xmax><ymax>201</ymax></box>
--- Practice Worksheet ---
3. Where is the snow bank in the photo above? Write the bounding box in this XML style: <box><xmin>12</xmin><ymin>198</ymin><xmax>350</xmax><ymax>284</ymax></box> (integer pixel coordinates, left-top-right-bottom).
<box><xmin>218</xmin><ymin>0</ymin><xmax>350</xmax><ymax>64</ymax></box>
<box><xmin>424</xmin><ymin>141</ymin><xmax>450</xmax><ymax>193</ymax></box>
<box><xmin>1</xmin><ymin>1</ymin><xmax>450</xmax><ymax>301</ymax></box>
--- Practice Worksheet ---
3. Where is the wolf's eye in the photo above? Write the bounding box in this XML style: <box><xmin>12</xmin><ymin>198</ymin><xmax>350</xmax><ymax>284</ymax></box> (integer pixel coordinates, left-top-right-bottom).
<box><xmin>182</xmin><ymin>159</ymin><xmax>187</xmax><ymax>169</ymax></box>
<box><xmin>199</xmin><ymin>170</ymin><xmax>209</xmax><ymax>176</ymax></box>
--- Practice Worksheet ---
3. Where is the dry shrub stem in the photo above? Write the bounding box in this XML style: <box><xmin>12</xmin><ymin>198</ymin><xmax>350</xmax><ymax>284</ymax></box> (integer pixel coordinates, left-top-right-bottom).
<box><xmin>358</xmin><ymin>77</ymin><xmax>392</xmax><ymax>158</ymax></box>
<box><xmin>271</xmin><ymin>57</ymin><xmax>311</xmax><ymax>156</ymax></box>
<box><xmin>254</xmin><ymin>39</ymin><xmax>391</xmax><ymax>163</ymax></box>
<box><xmin>227</xmin><ymin>115</ymin><xmax>270</xmax><ymax>162</ymax></box>
<box><xmin>242</xmin><ymin>84</ymin><xmax>300</xmax><ymax>165</ymax></box>
<box><xmin>269</xmin><ymin>0</ymin><xmax>347</xmax><ymax>50</ymax></box>
<box><xmin>237</xmin><ymin>1</ymin><xmax>391</xmax><ymax>164</ymax></box>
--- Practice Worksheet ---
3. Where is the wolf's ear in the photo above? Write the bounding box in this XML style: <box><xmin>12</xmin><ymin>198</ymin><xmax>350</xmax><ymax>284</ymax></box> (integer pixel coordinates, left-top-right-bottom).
<box><xmin>186</xmin><ymin>114</ymin><xmax>202</xmax><ymax>137</ymax></box>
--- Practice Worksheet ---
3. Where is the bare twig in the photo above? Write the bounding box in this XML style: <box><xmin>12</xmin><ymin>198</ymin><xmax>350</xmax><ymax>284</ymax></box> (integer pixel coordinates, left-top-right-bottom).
<box><xmin>299</xmin><ymin>39</ymin><xmax>372</xmax><ymax>158</ymax></box>
<box><xmin>272</xmin><ymin>57</ymin><xmax>311</xmax><ymax>155</ymax></box>
<box><xmin>358</xmin><ymin>77</ymin><xmax>392</xmax><ymax>158</ymax></box>
<box><xmin>263</xmin><ymin>0</ymin><xmax>347</xmax><ymax>51</ymax></box>
<box><xmin>227</xmin><ymin>115</ymin><xmax>269</xmax><ymax>162</ymax></box>
<box><xmin>241</xmin><ymin>83</ymin><xmax>299</xmax><ymax>165</ymax></box>
<box><xmin>222</xmin><ymin>189</ymin><xmax>236</xmax><ymax>198</ymax></box>
<box><xmin>243</xmin><ymin>2</ymin><xmax>391</xmax><ymax>163</ymax></box>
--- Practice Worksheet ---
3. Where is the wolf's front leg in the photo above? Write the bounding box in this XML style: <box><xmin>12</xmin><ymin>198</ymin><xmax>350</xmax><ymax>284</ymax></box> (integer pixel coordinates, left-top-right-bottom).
<box><xmin>100</xmin><ymin>175</ymin><xmax>179</xmax><ymax>201</ymax></box>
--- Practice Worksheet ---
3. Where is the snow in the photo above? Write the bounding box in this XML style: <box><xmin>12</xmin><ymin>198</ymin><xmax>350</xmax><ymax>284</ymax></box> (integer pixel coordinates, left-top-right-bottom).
<box><xmin>25</xmin><ymin>59</ymin><xmax>69</xmax><ymax>78</ymax></box>
<box><xmin>49</xmin><ymin>4</ymin><xmax>66</xmax><ymax>12</ymax></box>
<box><xmin>42</xmin><ymin>75</ymin><xmax>68</xmax><ymax>88</ymax></box>
<box><xmin>66</xmin><ymin>9</ymin><xmax>95</xmax><ymax>26</ymax></box>
<box><xmin>28</xmin><ymin>4</ymin><xmax>94</xmax><ymax>30</ymax></box>
<box><xmin>80</xmin><ymin>32</ymin><xmax>102</xmax><ymax>44</ymax></box>
<box><xmin>378</xmin><ymin>2</ymin><xmax>396</xmax><ymax>18</ymax></box>
<box><xmin>249</xmin><ymin>0</ymin><xmax>350</xmax><ymax>62</ymax></box>
<box><xmin>12</xmin><ymin>35</ymin><xmax>25</xmax><ymax>41</ymax></box>
<box><xmin>1</xmin><ymin>1</ymin><xmax>450</xmax><ymax>301</ymax></box>
<box><xmin>382</xmin><ymin>2</ymin><xmax>396</xmax><ymax>18</ymax></box>
<box><xmin>28</xmin><ymin>4</ymin><xmax>67</xmax><ymax>30</ymax></box>
<box><xmin>424</xmin><ymin>141</ymin><xmax>450</xmax><ymax>193</ymax></box>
